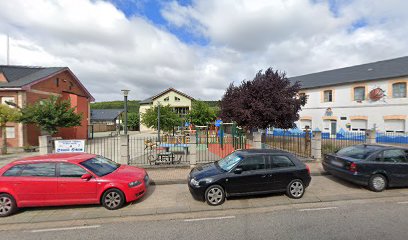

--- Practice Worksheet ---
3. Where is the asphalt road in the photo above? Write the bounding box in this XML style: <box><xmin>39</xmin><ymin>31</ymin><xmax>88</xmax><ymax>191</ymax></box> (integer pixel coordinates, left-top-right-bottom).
<box><xmin>2</xmin><ymin>199</ymin><xmax>408</xmax><ymax>240</ymax></box>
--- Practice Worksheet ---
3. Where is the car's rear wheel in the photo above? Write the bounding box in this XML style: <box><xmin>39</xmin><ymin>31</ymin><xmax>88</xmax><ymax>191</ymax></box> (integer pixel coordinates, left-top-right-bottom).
<box><xmin>0</xmin><ymin>193</ymin><xmax>17</xmax><ymax>217</ymax></box>
<box><xmin>286</xmin><ymin>179</ymin><xmax>305</xmax><ymax>199</ymax></box>
<box><xmin>102</xmin><ymin>189</ymin><xmax>125</xmax><ymax>210</ymax></box>
<box><xmin>205</xmin><ymin>185</ymin><xmax>225</xmax><ymax>206</ymax></box>
<box><xmin>369</xmin><ymin>174</ymin><xmax>387</xmax><ymax>192</ymax></box>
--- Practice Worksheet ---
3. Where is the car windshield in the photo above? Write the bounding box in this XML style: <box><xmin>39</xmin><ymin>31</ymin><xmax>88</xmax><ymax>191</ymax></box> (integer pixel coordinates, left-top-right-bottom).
<box><xmin>217</xmin><ymin>152</ymin><xmax>242</xmax><ymax>171</ymax></box>
<box><xmin>80</xmin><ymin>156</ymin><xmax>120</xmax><ymax>177</ymax></box>
<box><xmin>336</xmin><ymin>145</ymin><xmax>383</xmax><ymax>160</ymax></box>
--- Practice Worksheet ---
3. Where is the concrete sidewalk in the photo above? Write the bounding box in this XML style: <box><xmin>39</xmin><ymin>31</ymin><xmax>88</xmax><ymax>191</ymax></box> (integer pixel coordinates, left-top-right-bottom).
<box><xmin>146</xmin><ymin>162</ymin><xmax>327</xmax><ymax>185</ymax></box>
<box><xmin>1</xmin><ymin>175</ymin><xmax>408</xmax><ymax>229</ymax></box>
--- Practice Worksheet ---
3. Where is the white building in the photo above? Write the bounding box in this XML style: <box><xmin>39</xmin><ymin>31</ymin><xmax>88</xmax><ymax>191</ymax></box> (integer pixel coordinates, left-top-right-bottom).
<box><xmin>139</xmin><ymin>88</ymin><xmax>194</xmax><ymax>132</ymax></box>
<box><xmin>291</xmin><ymin>56</ymin><xmax>408</xmax><ymax>134</ymax></box>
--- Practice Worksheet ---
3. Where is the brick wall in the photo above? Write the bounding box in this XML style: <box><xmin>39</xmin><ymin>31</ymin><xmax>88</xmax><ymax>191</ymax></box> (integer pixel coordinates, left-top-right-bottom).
<box><xmin>1</xmin><ymin>69</ymin><xmax>91</xmax><ymax>147</ymax></box>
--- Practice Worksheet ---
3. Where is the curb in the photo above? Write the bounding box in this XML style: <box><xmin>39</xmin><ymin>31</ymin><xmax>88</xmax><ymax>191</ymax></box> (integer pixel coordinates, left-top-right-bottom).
<box><xmin>150</xmin><ymin>171</ymin><xmax>330</xmax><ymax>185</ymax></box>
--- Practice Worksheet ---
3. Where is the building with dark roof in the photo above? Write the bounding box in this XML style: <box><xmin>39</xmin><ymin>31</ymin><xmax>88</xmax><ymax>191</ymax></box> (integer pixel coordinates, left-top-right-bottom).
<box><xmin>0</xmin><ymin>65</ymin><xmax>94</xmax><ymax>148</ymax></box>
<box><xmin>139</xmin><ymin>88</ymin><xmax>194</xmax><ymax>132</ymax></box>
<box><xmin>291</xmin><ymin>56</ymin><xmax>408</xmax><ymax>134</ymax></box>
<box><xmin>90</xmin><ymin>109</ymin><xmax>124</xmax><ymax>132</ymax></box>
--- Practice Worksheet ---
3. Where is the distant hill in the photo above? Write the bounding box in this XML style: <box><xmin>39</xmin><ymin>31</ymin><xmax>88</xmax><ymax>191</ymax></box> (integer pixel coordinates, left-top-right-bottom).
<box><xmin>91</xmin><ymin>100</ymin><xmax>140</xmax><ymax>113</ymax></box>
<box><xmin>91</xmin><ymin>100</ymin><xmax>219</xmax><ymax>112</ymax></box>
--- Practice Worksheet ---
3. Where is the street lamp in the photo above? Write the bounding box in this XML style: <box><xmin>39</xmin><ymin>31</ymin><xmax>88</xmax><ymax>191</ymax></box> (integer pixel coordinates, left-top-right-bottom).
<box><xmin>157</xmin><ymin>101</ymin><xmax>161</xmax><ymax>142</ymax></box>
<box><xmin>121</xmin><ymin>89</ymin><xmax>130</xmax><ymax>135</ymax></box>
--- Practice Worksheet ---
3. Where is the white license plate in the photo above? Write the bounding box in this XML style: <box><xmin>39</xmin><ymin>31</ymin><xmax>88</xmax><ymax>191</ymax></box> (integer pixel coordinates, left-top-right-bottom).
<box><xmin>331</xmin><ymin>160</ymin><xmax>344</xmax><ymax>167</ymax></box>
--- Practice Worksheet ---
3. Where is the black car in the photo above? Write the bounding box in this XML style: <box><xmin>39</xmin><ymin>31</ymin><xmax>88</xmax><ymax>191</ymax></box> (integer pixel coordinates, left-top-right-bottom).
<box><xmin>188</xmin><ymin>149</ymin><xmax>311</xmax><ymax>206</ymax></box>
<box><xmin>322</xmin><ymin>144</ymin><xmax>408</xmax><ymax>192</ymax></box>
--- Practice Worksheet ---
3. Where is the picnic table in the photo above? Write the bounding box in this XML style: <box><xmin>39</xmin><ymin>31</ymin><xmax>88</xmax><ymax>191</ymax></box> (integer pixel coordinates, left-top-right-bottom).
<box><xmin>159</xmin><ymin>143</ymin><xmax>189</xmax><ymax>156</ymax></box>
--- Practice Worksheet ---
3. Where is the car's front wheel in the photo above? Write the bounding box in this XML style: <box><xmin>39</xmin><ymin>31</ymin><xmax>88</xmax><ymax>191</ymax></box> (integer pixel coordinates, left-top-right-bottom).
<box><xmin>102</xmin><ymin>189</ymin><xmax>125</xmax><ymax>210</ymax></box>
<box><xmin>286</xmin><ymin>179</ymin><xmax>305</xmax><ymax>199</ymax></box>
<box><xmin>205</xmin><ymin>185</ymin><xmax>225</xmax><ymax>206</ymax></box>
<box><xmin>0</xmin><ymin>193</ymin><xmax>17</xmax><ymax>217</ymax></box>
<box><xmin>369</xmin><ymin>174</ymin><xmax>387</xmax><ymax>192</ymax></box>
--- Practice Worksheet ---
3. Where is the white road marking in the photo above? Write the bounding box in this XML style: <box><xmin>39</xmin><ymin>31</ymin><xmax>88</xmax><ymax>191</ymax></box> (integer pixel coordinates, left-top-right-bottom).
<box><xmin>30</xmin><ymin>225</ymin><xmax>101</xmax><ymax>233</ymax></box>
<box><xmin>397</xmin><ymin>201</ymin><xmax>408</xmax><ymax>204</ymax></box>
<box><xmin>183</xmin><ymin>216</ymin><xmax>236</xmax><ymax>222</ymax></box>
<box><xmin>298</xmin><ymin>207</ymin><xmax>338</xmax><ymax>212</ymax></box>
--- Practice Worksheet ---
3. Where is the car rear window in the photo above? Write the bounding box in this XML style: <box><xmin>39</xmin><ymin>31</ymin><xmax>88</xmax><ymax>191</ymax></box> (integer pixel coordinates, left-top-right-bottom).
<box><xmin>268</xmin><ymin>155</ymin><xmax>295</xmax><ymax>168</ymax></box>
<box><xmin>336</xmin><ymin>145</ymin><xmax>383</xmax><ymax>160</ymax></box>
<box><xmin>20</xmin><ymin>163</ymin><xmax>56</xmax><ymax>177</ymax></box>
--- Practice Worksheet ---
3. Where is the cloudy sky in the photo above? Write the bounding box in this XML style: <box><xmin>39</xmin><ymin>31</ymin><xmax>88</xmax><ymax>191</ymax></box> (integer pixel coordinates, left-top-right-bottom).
<box><xmin>0</xmin><ymin>0</ymin><xmax>407</xmax><ymax>102</ymax></box>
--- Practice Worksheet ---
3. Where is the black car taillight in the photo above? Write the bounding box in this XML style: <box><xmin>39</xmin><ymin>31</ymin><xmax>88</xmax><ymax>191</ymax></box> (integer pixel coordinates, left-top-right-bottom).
<box><xmin>349</xmin><ymin>162</ymin><xmax>357</xmax><ymax>173</ymax></box>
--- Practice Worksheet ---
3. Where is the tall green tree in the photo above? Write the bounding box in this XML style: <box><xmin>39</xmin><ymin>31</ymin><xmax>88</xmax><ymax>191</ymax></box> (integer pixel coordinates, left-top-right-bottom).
<box><xmin>141</xmin><ymin>105</ymin><xmax>181</xmax><ymax>132</ymax></box>
<box><xmin>20</xmin><ymin>96</ymin><xmax>83</xmax><ymax>135</ymax></box>
<box><xmin>187</xmin><ymin>100</ymin><xmax>217</xmax><ymax>126</ymax></box>
<box><xmin>128</xmin><ymin>112</ymin><xmax>140</xmax><ymax>131</ymax></box>
<box><xmin>220</xmin><ymin>68</ymin><xmax>307</xmax><ymax>130</ymax></box>
<box><xmin>0</xmin><ymin>104</ymin><xmax>21</xmax><ymax>154</ymax></box>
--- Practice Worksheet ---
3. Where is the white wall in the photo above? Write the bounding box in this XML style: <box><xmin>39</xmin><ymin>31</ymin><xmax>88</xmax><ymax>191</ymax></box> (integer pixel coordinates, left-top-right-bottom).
<box><xmin>297</xmin><ymin>77</ymin><xmax>408</xmax><ymax>133</ymax></box>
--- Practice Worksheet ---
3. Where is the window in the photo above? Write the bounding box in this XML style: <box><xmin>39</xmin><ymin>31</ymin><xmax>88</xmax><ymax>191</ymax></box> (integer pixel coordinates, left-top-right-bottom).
<box><xmin>385</xmin><ymin>119</ymin><xmax>405</xmax><ymax>133</ymax></box>
<box><xmin>163</xmin><ymin>97</ymin><xmax>169</xmax><ymax>101</ymax></box>
<box><xmin>238</xmin><ymin>155</ymin><xmax>265</xmax><ymax>171</ymax></box>
<box><xmin>336</xmin><ymin>145</ymin><xmax>383</xmax><ymax>160</ymax></box>
<box><xmin>175</xmin><ymin>96</ymin><xmax>180</xmax><ymax>101</ymax></box>
<box><xmin>300</xmin><ymin>120</ymin><xmax>312</xmax><ymax>130</ymax></box>
<box><xmin>1</xmin><ymin>97</ymin><xmax>15</xmax><ymax>108</ymax></box>
<box><xmin>351</xmin><ymin>120</ymin><xmax>367</xmax><ymax>132</ymax></box>
<box><xmin>174</xmin><ymin>107</ymin><xmax>189</xmax><ymax>117</ymax></box>
<box><xmin>59</xmin><ymin>163</ymin><xmax>87</xmax><ymax>178</ymax></box>
<box><xmin>217</xmin><ymin>152</ymin><xmax>242</xmax><ymax>171</ymax></box>
<box><xmin>382</xmin><ymin>150</ymin><xmax>407</xmax><ymax>163</ymax></box>
<box><xmin>268</xmin><ymin>155</ymin><xmax>295</xmax><ymax>168</ymax></box>
<box><xmin>354</xmin><ymin>87</ymin><xmax>365</xmax><ymax>101</ymax></box>
<box><xmin>69</xmin><ymin>81</ymin><xmax>74</xmax><ymax>90</ymax></box>
<box><xmin>80</xmin><ymin>156</ymin><xmax>119</xmax><ymax>177</ymax></box>
<box><xmin>323</xmin><ymin>90</ymin><xmax>333</xmax><ymax>102</ymax></box>
<box><xmin>6</xmin><ymin>127</ymin><xmax>15</xmax><ymax>138</ymax></box>
<box><xmin>20</xmin><ymin>163</ymin><xmax>56</xmax><ymax>177</ymax></box>
<box><xmin>55</xmin><ymin>78</ymin><xmax>59</xmax><ymax>87</ymax></box>
<box><xmin>3</xmin><ymin>165</ymin><xmax>25</xmax><ymax>176</ymax></box>
<box><xmin>392</xmin><ymin>82</ymin><xmax>407</xmax><ymax>98</ymax></box>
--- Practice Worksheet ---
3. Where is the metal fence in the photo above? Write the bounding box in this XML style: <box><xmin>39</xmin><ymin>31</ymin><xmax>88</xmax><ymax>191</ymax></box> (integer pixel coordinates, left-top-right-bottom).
<box><xmin>85</xmin><ymin>136</ymin><xmax>120</xmax><ymax>162</ymax></box>
<box><xmin>128</xmin><ymin>136</ymin><xmax>189</xmax><ymax>166</ymax></box>
<box><xmin>196</xmin><ymin>134</ymin><xmax>249</xmax><ymax>163</ymax></box>
<box><xmin>262</xmin><ymin>131</ymin><xmax>312</xmax><ymax>158</ymax></box>
<box><xmin>321</xmin><ymin>131</ymin><xmax>366</xmax><ymax>155</ymax></box>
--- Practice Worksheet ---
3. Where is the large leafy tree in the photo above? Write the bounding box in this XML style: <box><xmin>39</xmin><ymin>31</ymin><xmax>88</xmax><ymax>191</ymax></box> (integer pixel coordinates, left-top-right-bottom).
<box><xmin>0</xmin><ymin>104</ymin><xmax>21</xmax><ymax>154</ymax></box>
<box><xmin>187</xmin><ymin>100</ymin><xmax>217</xmax><ymax>126</ymax></box>
<box><xmin>141</xmin><ymin>104</ymin><xmax>182</xmax><ymax>132</ymax></box>
<box><xmin>20</xmin><ymin>96</ymin><xmax>82</xmax><ymax>135</ymax></box>
<box><xmin>220</xmin><ymin>68</ymin><xmax>307</xmax><ymax>130</ymax></box>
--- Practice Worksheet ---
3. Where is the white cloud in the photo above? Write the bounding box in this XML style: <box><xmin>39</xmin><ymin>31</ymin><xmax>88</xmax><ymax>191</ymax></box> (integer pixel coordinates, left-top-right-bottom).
<box><xmin>0</xmin><ymin>0</ymin><xmax>407</xmax><ymax>101</ymax></box>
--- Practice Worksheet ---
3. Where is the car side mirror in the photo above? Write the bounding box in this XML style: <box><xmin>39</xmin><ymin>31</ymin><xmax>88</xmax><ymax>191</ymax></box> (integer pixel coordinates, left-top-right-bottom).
<box><xmin>234</xmin><ymin>167</ymin><xmax>243</xmax><ymax>174</ymax></box>
<box><xmin>81</xmin><ymin>173</ymin><xmax>92</xmax><ymax>181</ymax></box>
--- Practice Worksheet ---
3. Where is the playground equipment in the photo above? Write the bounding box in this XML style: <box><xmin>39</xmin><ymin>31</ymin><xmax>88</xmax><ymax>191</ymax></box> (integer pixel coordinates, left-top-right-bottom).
<box><xmin>195</xmin><ymin>122</ymin><xmax>246</xmax><ymax>150</ymax></box>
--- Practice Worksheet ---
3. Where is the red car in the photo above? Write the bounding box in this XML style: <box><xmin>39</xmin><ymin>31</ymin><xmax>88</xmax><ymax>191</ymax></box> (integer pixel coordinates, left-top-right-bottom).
<box><xmin>0</xmin><ymin>153</ymin><xmax>149</xmax><ymax>217</ymax></box>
